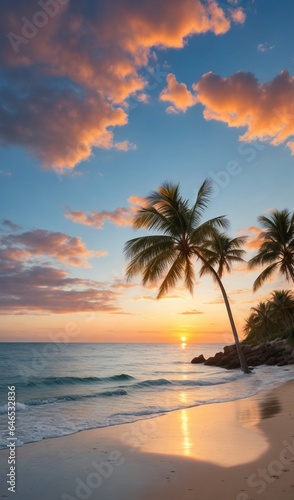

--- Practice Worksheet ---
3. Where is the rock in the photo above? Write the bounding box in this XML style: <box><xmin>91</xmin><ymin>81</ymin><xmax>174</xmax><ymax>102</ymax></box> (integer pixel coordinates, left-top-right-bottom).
<box><xmin>226</xmin><ymin>359</ymin><xmax>241</xmax><ymax>370</ymax></box>
<box><xmin>191</xmin><ymin>354</ymin><xmax>206</xmax><ymax>364</ymax></box>
<box><xmin>223</xmin><ymin>345</ymin><xmax>236</xmax><ymax>354</ymax></box>
<box><xmin>277</xmin><ymin>360</ymin><xmax>288</xmax><ymax>366</ymax></box>
<box><xmin>190</xmin><ymin>337</ymin><xmax>294</xmax><ymax>370</ymax></box>
<box><xmin>265</xmin><ymin>357</ymin><xmax>277</xmax><ymax>365</ymax></box>
<box><xmin>204</xmin><ymin>356</ymin><xmax>217</xmax><ymax>366</ymax></box>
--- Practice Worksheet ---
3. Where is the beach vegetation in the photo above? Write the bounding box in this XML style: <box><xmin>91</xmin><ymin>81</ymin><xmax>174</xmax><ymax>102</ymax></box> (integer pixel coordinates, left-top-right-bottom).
<box><xmin>243</xmin><ymin>289</ymin><xmax>294</xmax><ymax>343</ymax></box>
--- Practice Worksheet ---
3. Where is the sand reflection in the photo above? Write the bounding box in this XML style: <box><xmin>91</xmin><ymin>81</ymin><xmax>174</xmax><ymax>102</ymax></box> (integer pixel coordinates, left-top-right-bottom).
<box><xmin>139</xmin><ymin>395</ymin><xmax>271</xmax><ymax>467</ymax></box>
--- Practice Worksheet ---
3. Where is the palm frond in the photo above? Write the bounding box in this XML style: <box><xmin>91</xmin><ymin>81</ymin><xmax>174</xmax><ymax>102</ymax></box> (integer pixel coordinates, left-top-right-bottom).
<box><xmin>252</xmin><ymin>263</ymin><xmax>278</xmax><ymax>292</ymax></box>
<box><xmin>157</xmin><ymin>254</ymin><xmax>185</xmax><ymax>298</ymax></box>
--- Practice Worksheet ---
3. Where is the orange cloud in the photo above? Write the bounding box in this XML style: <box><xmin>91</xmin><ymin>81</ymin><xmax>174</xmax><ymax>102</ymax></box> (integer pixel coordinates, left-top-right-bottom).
<box><xmin>66</xmin><ymin>208</ymin><xmax>134</xmax><ymax>229</ymax></box>
<box><xmin>242</xmin><ymin>226</ymin><xmax>263</xmax><ymax>251</ymax></box>
<box><xmin>230</xmin><ymin>7</ymin><xmax>246</xmax><ymax>24</ymax></box>
<box><xmin>0</xmin><ymin>0</ymin><xmax>245</xmax><ymax>170</ymax></box>
<box><xmin>179</xmin><ymin>309</ymin><xmax>204</xmax><ymax>315</ymax></box>
<box><xmin>161</xmin><ymin>70</ymin><xmax>294</xmax><ymax>155</ymax></box>
<box><xmin>127</xmin><ymin>195</ymin><xmax>148</xmax><ymax>207</ymax></box>
<box><xmin>66</xmin><ymin>194</ymin><xmax>149</xmax><ymax>229</ymax></box>
<box><xmin>194</xmin><ymin>70</ymin><xmax>294</xmax><ymax>154</ymax></box>
<box><xmin>160</xmin><ymin>73</ymin><xmax>197</xmax><ymax>112</ymax></box>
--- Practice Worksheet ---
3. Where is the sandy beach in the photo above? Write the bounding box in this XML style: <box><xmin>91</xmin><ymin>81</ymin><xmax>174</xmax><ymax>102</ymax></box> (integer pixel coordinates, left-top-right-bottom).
<box><xmin>0</xmin><ymin>380</ymin><xmax>293</xmax><ymax>500</ymax></box>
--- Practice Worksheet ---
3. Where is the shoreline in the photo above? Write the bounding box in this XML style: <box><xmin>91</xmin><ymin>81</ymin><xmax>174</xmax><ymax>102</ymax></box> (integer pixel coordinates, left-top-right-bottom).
<box><xmin>0</xmin><ymin>379</ymin><xmax>294</xmax><ymax>499</ymax></box>
<box><xmin>1</xmin><ymin>363</ymin><xmax>293</xmax><ymax>451</ymax></box>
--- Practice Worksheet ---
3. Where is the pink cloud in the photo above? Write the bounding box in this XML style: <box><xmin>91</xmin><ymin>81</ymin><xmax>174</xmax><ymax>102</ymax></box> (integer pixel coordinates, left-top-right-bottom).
<box><xmin>0</xmin><ymin>226</ymin><xmax>118</xmax><ymax>315</ymax></box>
<box><xmin>160</xmin><ymin>73</ymin><xmax>197</xmax><ymax>112</ymax></box>
<box><xmin>0</xmin><ymin>0</ymin><xmax>245</xmax><ymax>170</ymax></box>
<box><xmin>0</xmin><ymin>264</ymin><xmax>119</xmax><ymax>315</ymax></box>
<box><xmin>1</xmin><ymin>229</ymin><xmax>107</xmax><ymax>268</ymax></box>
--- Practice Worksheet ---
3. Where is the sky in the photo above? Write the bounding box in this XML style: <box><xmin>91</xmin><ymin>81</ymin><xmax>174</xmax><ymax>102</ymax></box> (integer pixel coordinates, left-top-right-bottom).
<box><xmin>0</xmin><ymin>0</ymin><xmax>293</xmax><ymax>344</ymax></box>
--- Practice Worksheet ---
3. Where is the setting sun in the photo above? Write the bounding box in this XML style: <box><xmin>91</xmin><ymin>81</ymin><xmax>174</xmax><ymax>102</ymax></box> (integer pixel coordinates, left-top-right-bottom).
<box><xmin>181</xmin><ymin>336</ymin><xmax>187</xmax><ymax>342</ymax></box>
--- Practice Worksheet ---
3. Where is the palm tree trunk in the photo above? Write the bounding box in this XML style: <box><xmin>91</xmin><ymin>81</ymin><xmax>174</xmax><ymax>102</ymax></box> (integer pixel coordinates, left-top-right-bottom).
<box><xmin>197</xmin><ymin>253</ymin><xmax>251</xmax><ymax>374</ymax></box>
<box><xmin>214</xmin><ymin>273</ymin><xmax>251</xmax><ymax>374</ymax></box>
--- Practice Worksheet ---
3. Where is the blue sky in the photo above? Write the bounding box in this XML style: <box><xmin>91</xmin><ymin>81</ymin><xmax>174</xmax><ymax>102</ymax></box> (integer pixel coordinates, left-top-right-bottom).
<box><xmin>0</xmin><ymin>0</ymin><xmax>293</xmax><ymax>342</ymax></box>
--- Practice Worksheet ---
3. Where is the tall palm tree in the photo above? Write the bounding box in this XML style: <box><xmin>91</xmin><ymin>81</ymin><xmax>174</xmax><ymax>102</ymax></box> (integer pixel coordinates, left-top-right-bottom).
<box><xmin>248</xmin><ymin>209</ymin><xmax>294</xmax><ymax>291</ymax></box>
<box><xmin>124</xmin><ymin>179</ymin><xmax>250</xmax><ymax>374</ymax></box>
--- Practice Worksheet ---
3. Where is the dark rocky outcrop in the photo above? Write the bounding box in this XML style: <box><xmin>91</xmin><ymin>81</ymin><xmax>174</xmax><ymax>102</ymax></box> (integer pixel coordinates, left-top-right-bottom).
<box><xmin>191</xmin><ymin>338</ymin><xmax>294</xmax><ymax>370</ymax></box>
<box><xmin>191</xmin><ymin>354</ymin><xmax>206</xmax><ymax>364</ymax></box>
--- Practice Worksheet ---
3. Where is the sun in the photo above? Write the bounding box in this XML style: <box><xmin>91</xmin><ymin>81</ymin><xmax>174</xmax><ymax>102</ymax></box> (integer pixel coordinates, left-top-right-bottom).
<box><xmin>181</xmin><ymin>336</ymin><xmax>187</xmax><ymax>342</ymax></box>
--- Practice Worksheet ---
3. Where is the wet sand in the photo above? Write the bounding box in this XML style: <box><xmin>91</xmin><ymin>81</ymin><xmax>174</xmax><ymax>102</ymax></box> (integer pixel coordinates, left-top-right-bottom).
<box><xmin>0</xmin><ymin>380</ymin><xmax>293</xmax><ymax>500</ymax></box>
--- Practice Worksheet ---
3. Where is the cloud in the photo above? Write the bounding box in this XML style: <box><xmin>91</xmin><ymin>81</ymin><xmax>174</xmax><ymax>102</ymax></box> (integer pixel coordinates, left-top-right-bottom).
<box><xmin>0</xmin><ymin>228</ymin><xmax>107</xmax><ymax>268</ymax></box>
<box><xmin>228</xmin><ymin>288</ymin><xmax>250</xmax><ymax>295</ymax></box>
<box><xmin>0</xmin><ymin>170</ymin><xmax>12</xmax><ymax>177</ymax></box>
<box><xmin>134</xmin><ymin>295</ymin><xmax>155</xmax><ymax>301</ymax></box>
<box><xmin>257</xmin><ymin>42</ymin><xmax>275</xmax><ymax>52</ymax></box>
<box><xmin>0</xmin><ymin>0</ymin><xmax>245</xmax><ymax>170</ymax></box>
<box><xmin>127</xmin><ymin>195</ymin><xmax>148</xmax><ymax>207</ymax></box>
<box><xmin>242</xmin><ymin>226</ymin><xmax>263</xmax><ymax>251</ymax></box>
<box><xmin>1</xmin><ymin>220</ymin><xmax>21</xmax><ymax>232</ymax></box>
<box><xmin>179</xmin><ymin>309</ymin><xmax>204</xmax><ymax>315</ymax></box>
<box><xmin>66</xmin><ymin>194</ymin><xmax>148</xmax><ymax>229</ymax></box>
<box><xmin>160</xmin><ymin>73</ymin><xmax>197</xmax><ymax>112</ymax></box>
<box><xmin>230</xmin><ymin>7</ymin><xmax>246</xmax><ymax>24</ymax></box>
<box><xmin>66</xmin><ymin>208</ymin><xmax>134</xmax><ymax>229</ymax></box>
<box><xmin>111</xmin><ymin>278</ymin><xmax>138</xmax><ymax>290</ymax></box>
<box><xmin>0</xmin><ymin>226</ymin><xmax>117</xmax><ymax>314</ymax></box>
<box><xmin>161</xmin><ymin>70</ymin><xmax>294</xmax><ymax>154</ymax></box>
<box><xmin>194</xmin><ymin>70</ymin><xmax>294</xmax><ymax>154</ymax></box>
<box><xmin>205</xmin><ymin>296</ymin><xmax>235</xmax><ymax>304</ymax></box>
<box><xmin>0</xmin><ymin>264</ymin><xmax>119</xmax><ymax>315</ymax></box>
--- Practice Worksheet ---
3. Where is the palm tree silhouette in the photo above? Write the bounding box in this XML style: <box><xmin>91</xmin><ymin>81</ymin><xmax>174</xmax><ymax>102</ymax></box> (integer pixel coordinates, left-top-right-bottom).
<box><xmin>269</xmin><ymin>290</ymin><xmax>294</xmax><ymax>329</ymax></box>
<box><xmin>124</xmin><ymin>179</ymin><xmax>250</xmax><ymax>373</ymax></box>
<box><xmin>248</xmin><ymin>209</ymin><xmax>294</xmax><ymax>291</ymax></box>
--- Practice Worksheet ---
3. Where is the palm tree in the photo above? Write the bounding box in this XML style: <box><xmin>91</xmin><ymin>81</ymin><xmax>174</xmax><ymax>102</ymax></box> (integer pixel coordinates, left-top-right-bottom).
<box><xmin>244</xmin><ymin>312</ymin><xmax>260</xmax><ymax>342</ymax></box>
<box><xmin>198</xmin><ymin>232</ymin><xmax>247</xmax><ymax>279</ymax></box>
<box><xmin>248</xmin><ymin>209</ymin><xmax>294</xmax><ymax>291</ymax></box>
<box><xmin>124</xmin><ymin>179</ymin><xmax>250</xmax><ymax>373</ymax></box>
<box><xmin>250</xmin><ymin>301</ymin><xmax>275</xmax><ymax>338</ymax></box>
<box><xmin>269</xmin><ymin>290</ymin><xmax>294</xmax><ymax>329</ymax></box>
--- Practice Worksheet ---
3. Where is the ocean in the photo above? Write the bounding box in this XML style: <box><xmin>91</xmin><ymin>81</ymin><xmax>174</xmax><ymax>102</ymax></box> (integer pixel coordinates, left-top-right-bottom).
<box><xmin>0</xmin><ymin>342</ymin><xmax>294</xmax><ymax>449</ymax></box>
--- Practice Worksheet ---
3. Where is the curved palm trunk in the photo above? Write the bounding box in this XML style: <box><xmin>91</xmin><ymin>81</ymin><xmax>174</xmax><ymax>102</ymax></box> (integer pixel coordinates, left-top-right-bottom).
<box><xmin>197</xmin><ymin>253</ymin><xmax>251</xmax><ymax>374</ymax></box>
<box><xmin>213</xmin><ymin>272</ymin><xmax>251</xmax><ymax>374</ymax></box>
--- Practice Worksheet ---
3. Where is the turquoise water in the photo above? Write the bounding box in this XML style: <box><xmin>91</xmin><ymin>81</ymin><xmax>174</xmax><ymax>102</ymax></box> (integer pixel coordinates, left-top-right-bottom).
<box><xmin>0</xmin><ymin>342</ymin><xmax>293</xmax><ymax>448</ymax></box>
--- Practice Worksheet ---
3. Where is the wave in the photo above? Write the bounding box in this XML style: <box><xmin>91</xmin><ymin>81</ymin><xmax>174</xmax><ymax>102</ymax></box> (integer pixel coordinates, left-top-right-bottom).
<box><xmin>131</xmin><ymin>374</ymin><xmax>241</xmax><ymax>389</ymax></box>
<box><xmin>25</xmin><ymin>389</ymin><xmax>128</xmax><ymax>407</ymax></box>
<box><xmin>0</xmin><ymin>402</ymin><xmax>28</xmax><ymax>414</ymax></box>
<box><xmin>133</xmin><ymin>378</ymin><xmax>173</xmax><ymax>388</ymax></box>
<box><xmin>175</xmin><ymin>375</ymin><xmax>241</xmax><ymax>387</ymax></box>
<box><xmin>16</xmin><ymin>374</ymin><xmax>134</xmax><ymax>388</ymax></box>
